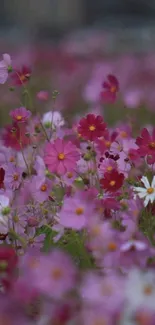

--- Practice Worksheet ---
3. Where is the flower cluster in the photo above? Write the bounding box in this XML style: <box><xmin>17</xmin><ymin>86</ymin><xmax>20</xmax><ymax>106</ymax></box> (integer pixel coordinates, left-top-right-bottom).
<box><xmin>0</xmin><ymin>52</ymin><xmax>155</xmax><ymax>324</ymax></box>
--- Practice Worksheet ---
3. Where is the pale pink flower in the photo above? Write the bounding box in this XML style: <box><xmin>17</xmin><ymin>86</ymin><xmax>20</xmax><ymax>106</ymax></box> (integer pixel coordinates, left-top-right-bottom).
<box><xmin>0</xmin><ymin>53</ymin><xmax>11</xmax><ymax>84</ymax></box>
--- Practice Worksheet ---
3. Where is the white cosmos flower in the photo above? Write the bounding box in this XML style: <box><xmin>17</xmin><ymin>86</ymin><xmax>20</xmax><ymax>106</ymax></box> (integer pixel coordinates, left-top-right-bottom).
<box><xmin>133</xmin><ymin>176</ymin><xmax>155</xmax><ymax>207</ymax></box>
<box><xmin>124</xmin><ymin>269</ymin><xmax>155</xmax><ymax>312</ymax></box>
<box><xmin>42</xmin><ymin>111</ymin><xmax>64</xmax><ymax>128</ymax></box>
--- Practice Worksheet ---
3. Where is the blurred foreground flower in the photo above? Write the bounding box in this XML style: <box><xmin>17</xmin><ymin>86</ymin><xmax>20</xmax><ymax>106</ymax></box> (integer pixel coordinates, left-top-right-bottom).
<box><xmin>0</xmin><ymin>54</ymin><xmax>12</xmax><ymax>84</ymax></box>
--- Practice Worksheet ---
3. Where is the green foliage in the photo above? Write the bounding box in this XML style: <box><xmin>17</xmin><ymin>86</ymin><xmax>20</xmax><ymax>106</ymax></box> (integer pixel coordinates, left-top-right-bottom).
<box><xmin>40</xmin><ymin>226</ymin><xmax>95</xmax><ymax>270</ymax></box>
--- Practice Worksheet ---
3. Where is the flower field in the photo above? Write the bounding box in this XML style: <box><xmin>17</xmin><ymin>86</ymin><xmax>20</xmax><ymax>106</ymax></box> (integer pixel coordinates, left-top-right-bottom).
<box><xmin>0</xmin><ymin>41</ymin><xmax>155</xmax><ymax>324</ymax></box>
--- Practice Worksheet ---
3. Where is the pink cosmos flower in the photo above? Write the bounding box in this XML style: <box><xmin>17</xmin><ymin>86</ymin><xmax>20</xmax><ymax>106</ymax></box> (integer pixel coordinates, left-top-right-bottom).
<box><xmin>98</xmin><ymin>158</ymin><xmax>117</xmax><ymax>178</ymax></box>
<box><xmin>81</xmin><ymin>306</ymin><xmax>113</xmax><ymax>325</ymax></box>
<box><xmin>136</xmin><ymin>127</ymin><xmax>155</xmax><ymax>162</ymax></box>
<box><xmin>36</xmin><ymin>90</ymin><xmax>49</xmax><ymax>101</ymax></box>
<box><xmin>80</xmin><ymin>272</ymin><xmax>124</xmax><ymax>313</ymax></box>
<box><xmin>11</xmin><ymin>65</ymin><xmax>31</xmax><ymax>86</ymax></box>
<box><xmin>2</xmin><ymin>122</ymin><xmax>30</xmax><ymax>151</ymax></box>
<box><xmin>30</xmin><ymin>176</ymin><xmax>52</xmax><ymax>203</ymax></box>
<box><xmin>95</xmin><ymin>129</ymin><xmax>118</xmax><ymax>154</ymax></box>
<box><xmin>5</xmin><ymin>164</ymin><xmax>23</xmax><ymax>191</ymax></box>
<box><xmin>44</xmin><ymin>138</ymin><xmax>80</xmax><ymax>175</ymax></box>
<box><xmin>100</xmin><ymin>74</ymin><xmax>119</xmax><ymax>103</ymax></box>
<box><xmin>0</xmin><ymin>53</ymin><xmax>11</xmax><ymax>84</ymax></box>
<box><xmin>9</xmin><ymin>107</ymin><xmax>31</xmax><ymax>123</ymax></box>
<box><xmin>59</xmin><ymin>191</ymin><xmax>94</xmax><ymax>230</ymax></box>
<box><xmin>31</xmin><ymin>249</ymin><xmax>76</xmax><ymax>299</ymax></box>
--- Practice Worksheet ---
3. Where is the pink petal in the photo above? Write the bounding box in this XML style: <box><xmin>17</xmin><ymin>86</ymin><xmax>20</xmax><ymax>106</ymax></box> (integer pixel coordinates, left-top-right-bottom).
<box><xmin>3</xmin><ymin>54</ymin><xmax>11</xmax><ymax>66</ymax></box>
<box><xmin>57</xmin><ymin>162</ymin><xmax>66</xmax><ymax>175</ymax></box>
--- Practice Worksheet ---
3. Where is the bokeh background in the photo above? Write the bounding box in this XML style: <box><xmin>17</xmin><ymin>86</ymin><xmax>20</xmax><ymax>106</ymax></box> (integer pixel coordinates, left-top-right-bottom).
<box><xmin>1</xmin><ymin>0</ymin><xmax>155</xmax><ymax>127</ymax></box>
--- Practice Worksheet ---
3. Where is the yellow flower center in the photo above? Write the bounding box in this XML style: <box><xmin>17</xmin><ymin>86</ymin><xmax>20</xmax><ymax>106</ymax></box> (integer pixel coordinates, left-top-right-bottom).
<box><xmin>51</xmin><ymin>268</ymin><xmax>63</xmax><ymax>280</ymax></box>
<box><xmin>107</xmin><ymin>166</ymin><xmax>113</xmax><ymax>172</ymax></box>
<box><xmin>143</xmin><ymin>285</ymin><xmax>153</xmax><ymax>296</ymax></box>
<box><xmin>13</xmin><ymin>173</ymin><xmax>19</xmax><ymax>181</ymax></box>
<box><xmin>75</xmin><ymin>207</ymin><xmax>84</xmax><ymax>215</ymax></box>
<box><xmin>147</xmin><ymin>187</ymin><xmax>154</xmax><ymax>194</ymax></box>
<box><xmin>110</xmin><ymin>86</ymin><xmax>116</xmax><ymax>93</ymax></box>
<box><xmin>108</xmin><ymin>242</ymin><xmax>117</xmax><ymax>251</ymax></box>
<box><xmin>89</xmin><ymin>125</ymin><xmax>96</xmax><ymax>131</ymax></box>
<box><xmin>40</xmin><ymin>184</ymin><xmax>47</xmax><ymax>192</ymax></box>
<box><xmin>20</xmin><ymin>75</ymin><xmax>26</xmax><ymax>82</ymax></box>
<box><xmin>94</xmin><ymin>318</ymin><xmax>107</xmax><ymax>325</ymax></box>
<box><xmin>16</xmin><ymin>115</ymin><xmax>22</xmax><ymax>121</ymax></box>
<box><xmin>9</xmin><ymin>156</ymin><xmax>15</xmax><ymax>162</ymax></box>
<box><xmin>91</xmin><ymin>225</ymin><xmax>101</xmax><ymax>236</ymax></box>
<box><xmin>109</xmin><ymin>180</ymin><xmax>116</xmax><ymax>186</ymax></box>
<box><xmin>149</xmin><ymin>141</ymin><xmax>155</xmax><ymax>149</ymax></box>
<box><xmin>0</xmin><ymin>260</ymin><xmax>8</xmax><ymax>271</ymax></box>
<box><xmin>58</xmin><ymin>153</ymin><xmax>65</xmax><ymax>160</ymax></box>
<box><xmin>120</xmin><ymin>131</ymin><xmax>127</xmax><ymax>138</ymax></box>
<box><xmin>105</xmin><ymin>140</ymin><xmax>111</xmax><ymax>148</ymax></box>
<box><xmin>67</xmin><ymin>172</ymin><xmax>73</xmax><ymax>179</ymax></box>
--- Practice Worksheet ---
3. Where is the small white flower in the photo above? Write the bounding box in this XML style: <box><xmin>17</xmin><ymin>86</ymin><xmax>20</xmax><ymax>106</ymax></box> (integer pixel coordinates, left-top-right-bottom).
<box><xmin>42</xmin><ymin>111</ymin><xmax>64</xmax><ymax>128</ymax></box>
<box><xmin>133</xmin><ymin>176</ymin><xmax>155</xmax><ymax>207</ymax></box>
<box><xmin>0</xmin><ymin>195</ymin><xmax>10</xmax><ymax>225</ymax></box>
<box><xmin>125</xmin><ymin>269</ymin><xmax>155</xmax><ymax>312</ymax></box>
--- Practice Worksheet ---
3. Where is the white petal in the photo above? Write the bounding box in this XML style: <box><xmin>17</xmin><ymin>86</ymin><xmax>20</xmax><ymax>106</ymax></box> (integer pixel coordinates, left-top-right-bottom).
<box><xmin>0</xmin><ymin>68</ymin><xmax>8</xmax><ymax>84</ymax></box>
<box><xmin>120</xmin><ymin>241</ymin><xmax>133</xmax><ymax>252</ymax></box>
<box><xmin>137</xmin><ymin>192</ymin><xmax>147</xmax><ymax>199</ymax></box>
<box><xmin>151</xmin><ymin>176</ymin><xmax>155</xmax><ymax>188</ymax></box>
<box><xmin>133</xmin><ymin>187</ymin><xmax>146</xmax><ymax>193</ymax></box>
<box><xmin>2</xmin><ymin>53</ymin><xmax>11</xmax><ymax>66</ymax></box>
<box><xmin>141</xmin><ymin>176</ymin><xmax>150</xmax><ymax>189</ymax></box>
<box><xmin>0</xmin><ymin>195</ymin><xmax>9</xmax><ymax>208</ymax></box>
<box><xmin>150</xmin><ymin>193</ymin><xmax>155</xmax><ymax>203</ymax></box>
<box><xmin>144</xmin><ymin>196</ymin><xmax>150</xmax><ymax>207</ymax></box>
<box><xmin>134</xmin><ymin>241</ymin><xmax>147</xmax><ymax>251</ymax></box>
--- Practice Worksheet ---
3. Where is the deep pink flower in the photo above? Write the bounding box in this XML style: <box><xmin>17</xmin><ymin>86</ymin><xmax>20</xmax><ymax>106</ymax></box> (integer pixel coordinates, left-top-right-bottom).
<box><xmin>136</xmin><ymin>128</ymin><xmax>155</xmax><ymax>161</ymax></box>
<box><xmin>36</xmin><ymin>90</ymin><xmax>49</xmax><ymax>101</ymax></box>
<box><xmin>100</xmin><ymin>169</ymin><xmax>124</xmax><ymax>192</ymax></box>
<box><xmin>44</xmin><ymin>138</ymin><xmax>80</xmax><ymax>175</ymax></box>
<box><xmin>100</xmin><ymin>74</ymin><xmax>119</xmax><ymax>103</ymax></box>
<box><xmin>11</xmin><ymin>65</ymin><xmax>31</xmax><ymax>86</ymax></box>
<box><xmin>2</xmin><ymin>123</ymin><xmax>30</xmax><ymax>151</ymax></box>
<box><xmin>9</xmin><ymin>107</ymin><xmax>31</xmax><ymax>123</ymax></box>
<box><xmin>78</xmin><ymin>114</ymin><xmax>107</xmax><ymax>142</ymax></box>
<box><xmin>96</xmin><ymin>129</ymin><xmax>118</xmax><ymax>154</ymax></box>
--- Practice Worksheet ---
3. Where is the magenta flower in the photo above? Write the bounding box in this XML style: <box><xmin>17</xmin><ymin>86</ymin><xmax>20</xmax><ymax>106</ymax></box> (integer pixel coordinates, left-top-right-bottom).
<box><xmin>100</xmin><ymin>74</ymin><xmax>119</xmax><ymax>103</ymax></box>
<box><xmin>59</xmin><ymin>192</ymin><xmax>94</xmax><ymax>230</ymax></box>
<box><xmin>31</xmin><ymin>249</ymin><xmax>76</xmax><ymax>299</ymax></box>
<box><xmin>9</xmin><ymin>107</ymin><xmax>31</xmax><ymax>123</ymax></box>
<box><xmin>0</xmin><ymin>53</ymin><xmax>11</xmax><ymax>84</ymax></box>
<box><xmin>37</xmin><ymin>90</ymin><xmax>49</xmax><ymax>101</ymax></box>
<box><xmin>5</xmin><ymin>164</ymin><xmax>23</xmax><ymax>190</ymax></box>
<box><xmin>44</xmin><ymin>138</ymin><xmax>80</xmax><ymax>175</ymax></box>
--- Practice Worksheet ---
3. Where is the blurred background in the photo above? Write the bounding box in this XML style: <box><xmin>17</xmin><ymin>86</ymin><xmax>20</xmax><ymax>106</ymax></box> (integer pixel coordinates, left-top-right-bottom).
<box><xmin>1</xmin><ymin>0</ymin><xmax>155</xmax><ymax>127</ymax></box>
<box><xmin>2</xmin><ymin>0</ymin><xmax>155</xmax><ymax>52</ymax></box>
